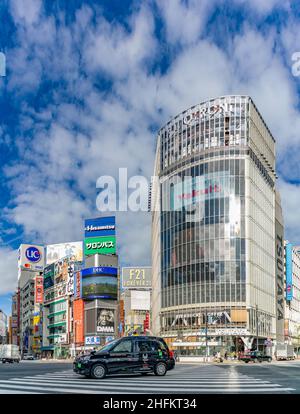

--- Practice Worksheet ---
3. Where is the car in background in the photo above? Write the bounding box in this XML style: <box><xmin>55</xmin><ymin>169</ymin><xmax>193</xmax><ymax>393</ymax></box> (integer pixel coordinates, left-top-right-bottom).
<box><xmin>239</xmin><ymin>351</ymin><xmax>272</xmax><ymax>363</ymax></box>
<box><xmin>73</xmin><ymin>336</ymin><xmax>175</xmax><ymax>379</ymax></box>
<box><xmin>22</xmin><ymin>354</ymin><xmax>35</xmax><ymax>360</ymax></box>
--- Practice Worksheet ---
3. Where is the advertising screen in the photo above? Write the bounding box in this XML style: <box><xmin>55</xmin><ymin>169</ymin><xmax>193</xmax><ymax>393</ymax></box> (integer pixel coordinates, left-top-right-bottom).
<box><xmin>85</xmin><ymin>216</ymin><xmax>116</xmax><ymax>238</ymax></box>
<box><xmin>46</xmin><ymin>242</ymin><xmax>83</xmax><ymax>265</ymax></box>
<box><xmin>96</xmin><ymin>309</ymin><xmax>115</xmax><ymax>334</ymax></box>
<box><xmin>82</xmin><ymin>267</ymin><xmax>118</xmax><ymax>300</ymax></box>
<box><xmin>84</xmin><ymin>236</ymin><xmax>116</xmax><ymax>256</ymax></box>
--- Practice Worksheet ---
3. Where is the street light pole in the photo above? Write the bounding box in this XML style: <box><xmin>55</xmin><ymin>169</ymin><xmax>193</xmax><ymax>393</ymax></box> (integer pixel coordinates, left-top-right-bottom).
<box><xmin>205</xmin><ymin>308</ymin><xmax>208</xmax><ymax>361</ymax></box>
<box><xmin>256</xmin><ymin>305</ymin><xmax>259</xmax><ymax>352</ymax></box>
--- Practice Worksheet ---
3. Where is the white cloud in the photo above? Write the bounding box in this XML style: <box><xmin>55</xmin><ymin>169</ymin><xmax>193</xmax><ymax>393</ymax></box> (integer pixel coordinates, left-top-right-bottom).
<box><xmin>3</xmin><ymin>0</ymin><xmax>300</xmax><ymax>295</ymax></box>
<box><xmin>10</xmin><ymin>0</ymin><xmax>42</xmax><ymax>25</ymax></box>
<box><xmin>156</xmin><ymin>0</ymin><xmax>214</xmax><ymax>46</ymax></box>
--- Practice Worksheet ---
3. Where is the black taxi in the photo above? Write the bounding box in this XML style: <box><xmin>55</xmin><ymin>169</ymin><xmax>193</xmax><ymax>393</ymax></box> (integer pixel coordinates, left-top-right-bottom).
<box><xmin>73</xmin><ymin>336</ymin><xmax>175</xmax><ymax>379</ymax></box>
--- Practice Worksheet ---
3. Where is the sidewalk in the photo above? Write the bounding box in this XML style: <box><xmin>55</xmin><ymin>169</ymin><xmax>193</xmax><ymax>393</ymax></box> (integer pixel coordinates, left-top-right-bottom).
<box><xmin>177</xmin><ymin>356</ymin><xmax>241</xmax><ymax>364</ymax></box>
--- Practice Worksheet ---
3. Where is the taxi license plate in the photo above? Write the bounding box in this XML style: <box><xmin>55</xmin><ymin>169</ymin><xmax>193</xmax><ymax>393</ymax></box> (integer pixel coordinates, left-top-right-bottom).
<box><xmin>77</xmin><ymin>363</ymin><xmax>82</xmax><ymax>368</ymax></box>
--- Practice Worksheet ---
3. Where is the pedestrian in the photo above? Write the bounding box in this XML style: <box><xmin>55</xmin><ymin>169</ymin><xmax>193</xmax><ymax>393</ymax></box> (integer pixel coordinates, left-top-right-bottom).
<box><xmin>224</xmin><ymin>351</ymin><xmax>228</xmax><ymax>360</ymax></box>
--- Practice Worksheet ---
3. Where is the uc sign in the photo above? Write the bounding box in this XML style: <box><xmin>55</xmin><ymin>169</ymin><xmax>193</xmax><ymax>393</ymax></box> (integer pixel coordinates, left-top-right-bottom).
<box><xmin>26</xmin><ymin>247</ymin><xmax>41</xmax><ymax>263</ymax></box>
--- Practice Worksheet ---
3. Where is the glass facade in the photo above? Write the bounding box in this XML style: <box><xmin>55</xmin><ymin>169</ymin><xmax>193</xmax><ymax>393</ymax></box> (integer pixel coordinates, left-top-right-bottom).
<box><xmin>152</xmin><ymin>96</ymin><xmax>277</xmax><ymax>353</ymax></box>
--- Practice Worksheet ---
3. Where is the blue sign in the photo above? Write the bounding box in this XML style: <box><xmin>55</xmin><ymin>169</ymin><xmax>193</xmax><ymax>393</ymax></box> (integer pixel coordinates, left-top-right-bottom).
<box><xmin>81</xmin><ymin>267</ymin><xmax>118</xmax><ymax>277</ymax></box>
<box><xmin>85</xmin><ymin>336</ymin><xmax>100</xmax><ymax>345</ymax></box>
<box><xmin>25</xmin><ymin>246</ymin><xmax>41</xmax><ymax>263</ymax></box>
<box><xmin>85</xmin><ymin>216</ymin><xmax>116</xmax><ymax>238</ymax></box>
<box><xmin>286</xmin><ymin>243</ymin><xmax>293</xmax><ymax>301</ymax></box>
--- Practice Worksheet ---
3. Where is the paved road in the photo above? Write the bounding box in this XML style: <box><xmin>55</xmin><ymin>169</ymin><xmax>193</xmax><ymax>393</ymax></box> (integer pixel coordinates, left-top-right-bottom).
<box><xmin>0</xmin><ymin>361</ymin><xmax>299</xmax><ymax>394</ymax></box>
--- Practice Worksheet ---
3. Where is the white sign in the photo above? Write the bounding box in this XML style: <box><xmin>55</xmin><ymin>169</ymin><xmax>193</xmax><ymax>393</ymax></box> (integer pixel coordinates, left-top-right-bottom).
<box><xmin>54</xmin><ymin>334</ymin><xmax>67</xmax><ymax>344</ymax></box>
<box><xmin>66</xmin><ymin>262</ymin><xmax>75</xmax><ymax>296</ymax></box>
<box><xmin>18</xmin><ymin>244</ymin><xmax>44</xmax><ymax>272</ymax></box>
<box><xmin>130</xmin><ymin>290</ymin><xmax>151</xmax><ymax>311</ymax></box>
<box><xmin>85</xmin><ymin>336</ymin><xmax>100</xmax><ymax>345</ymax></box>
<box><xmin>46</xmin><ymin>242</ymin><xmax>83</xmax><ymax>265</ymax></box>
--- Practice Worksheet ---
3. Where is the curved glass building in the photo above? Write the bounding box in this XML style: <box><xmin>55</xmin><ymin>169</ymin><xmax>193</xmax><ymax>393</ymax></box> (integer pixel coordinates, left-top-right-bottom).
<box><xmin>151</xmin><ymin>96</ymin><xmax>282</xmax><ymax>355</ymax></box>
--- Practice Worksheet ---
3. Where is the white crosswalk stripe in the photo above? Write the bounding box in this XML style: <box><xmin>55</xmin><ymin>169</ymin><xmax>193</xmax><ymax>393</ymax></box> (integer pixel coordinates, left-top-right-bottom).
<box><xmin>0</xmin><ymin>366</ymin><xmax>295</xmax><ymax>394</ymax></box>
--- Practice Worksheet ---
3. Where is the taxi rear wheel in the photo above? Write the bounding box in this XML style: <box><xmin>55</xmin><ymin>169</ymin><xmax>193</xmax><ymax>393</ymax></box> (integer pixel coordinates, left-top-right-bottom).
<box><xmin>154</xmin><ymin>362</ymin><xmax>167</xmax><ymax>376</ymax></box>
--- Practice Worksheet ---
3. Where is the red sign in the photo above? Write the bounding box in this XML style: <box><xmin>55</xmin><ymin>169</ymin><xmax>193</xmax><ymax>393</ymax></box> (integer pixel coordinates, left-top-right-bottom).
<box><xmin>75</xmin><ymin>271</ymin><xmax>81</xmax><ymax>299</ymax></box>
<box><xmin>73</xmin><ymin>299</ymin><xmax>84</xmax><ymax>344</ymax></box>
<box><xmin>35</xmin><ymin>276</ymin><xmax>44</xmax><ymax>304</ymax></box>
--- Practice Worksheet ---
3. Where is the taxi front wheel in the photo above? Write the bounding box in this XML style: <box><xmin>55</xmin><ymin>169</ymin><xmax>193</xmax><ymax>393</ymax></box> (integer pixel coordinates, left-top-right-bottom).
<box><xmin>154</xmin><ymin>362</ymin><xmax>167</xmax><ymax>376</ymax></box>
<box><xmin>91</xmin><ymin>363</ymin><xmax>107</xmax><ymax>379</ymax></box>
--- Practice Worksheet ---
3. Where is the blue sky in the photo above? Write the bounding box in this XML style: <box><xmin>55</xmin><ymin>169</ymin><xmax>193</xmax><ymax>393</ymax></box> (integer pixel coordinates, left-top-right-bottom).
<box><xmin>1</xmin><ymin>0</ymin><xmax>300</xmax><ymax>316</ymax></box>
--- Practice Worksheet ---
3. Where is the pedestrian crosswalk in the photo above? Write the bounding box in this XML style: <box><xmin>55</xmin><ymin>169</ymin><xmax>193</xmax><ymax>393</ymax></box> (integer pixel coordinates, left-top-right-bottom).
<box><xmin>0</xmin><ymin>365</ymin><xmax>295</xmax><ymax>394</ymax></box>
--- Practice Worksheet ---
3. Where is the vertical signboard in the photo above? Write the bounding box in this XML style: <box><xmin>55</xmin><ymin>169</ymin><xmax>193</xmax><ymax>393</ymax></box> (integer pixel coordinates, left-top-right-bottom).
<box><xmin>286</xmin><ymin>243</ymin><xmax>293</xmax><ymax>301</ymax></box>
<box><xmin>73</xmin><ymin>299</ymin><xmax>84</xmax><ymax>344</ymax></box>
<box><xmin>75</xmin><ymin>271</ymin><xmax>82</xmax><ymax>299</ymax></box>
<box><xmin>275</xmin><ymin>192</ymin><xmax>285</xmax><ymax>343</ymax></box>
<box><xmin>35</xmin><ymin>275</ymin><xmax>44</xmax><ymax>304</ymax></box>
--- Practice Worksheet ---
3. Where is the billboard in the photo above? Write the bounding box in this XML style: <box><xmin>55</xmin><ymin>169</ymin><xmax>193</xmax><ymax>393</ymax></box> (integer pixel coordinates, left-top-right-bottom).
<box><xmin>46</xmin><ymin>242</ymin><xmax>83</xmax><ymax>265</ymax></box>
<box><xmin>85</xmin><ymin>216</ymin><xmax>116</xmax><ymax>238</ymax></box>
<box><xmin>130</xmin><ymin>290</ymin><xmax>151</xmax><ymax>311</ymax></box>
<box><xmin>73</xmin><ymin>299</ymin><xmax>84</xmax><ymax>344</ymax></box>
<box><xmin>81</xmin><ymin>267</ymin><xmax>118</xmax><ymax>300</ymax></box>
<box><xmin>286</xmin><ymin>243</ymin><xmax>293</xmax><ymax>301</ymax></box>
<box><xmin>96</xmin><ymin>309</ymin><xmax>115</xmax><ymax>334</ymax></box>
<box><xmin>84</xmin><ymin>236</ymin><xmax>116</xmax><ymax>256</ymax></box>
<box><xmin>44</xmin><ymin>283</ymin><xmax>67</xmax><ymax>305</ymax></box>
<box><xmin>122</xmin><ymin>267</ymin><xmax>152</xmax><ymax>289</ymax></box>
<box><xmin>35</xmin><ymin>276</ymin><xmax>44</xmax><ymax>304</ymax></box>
<box><xmin>18</xmin><ymin>244</ymin><xmax>44</xmax><ymax>271</ymax></box>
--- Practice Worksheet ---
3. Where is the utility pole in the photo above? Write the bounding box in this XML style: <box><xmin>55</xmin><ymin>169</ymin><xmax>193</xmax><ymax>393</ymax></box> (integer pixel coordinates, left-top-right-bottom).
<box><xmin>256</xmin><ymin>304</ymin><xmax>259</xmax><ymax>352</ymax></box>
<box><xmin>205</xmin><ymin>308</ymin><xmax>208</xmax><ymax>361</ymax></box>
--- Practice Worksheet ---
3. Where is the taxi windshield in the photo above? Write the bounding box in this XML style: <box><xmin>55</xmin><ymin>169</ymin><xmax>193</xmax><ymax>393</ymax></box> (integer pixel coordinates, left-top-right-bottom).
<box><xmin>97</xmin><ymin>339</ymin><xmax>119</xmax><ymax>353</ymax></box>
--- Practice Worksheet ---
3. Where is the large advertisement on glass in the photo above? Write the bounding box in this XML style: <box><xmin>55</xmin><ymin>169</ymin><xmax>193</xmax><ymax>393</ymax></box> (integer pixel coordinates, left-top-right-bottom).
<box><xmin>46</xmin><ymin>242</ymin><xmax>83</xmax><ymax>265</ymax></box>
<box><xmin>96</xmin><ymin>308</ymin><xmax>115</xmax><ymax>334</ymax></box>
<box><xmin>81</xmin><ymin>267</ymin><xmax>118</xmax><ymax>300</ymax></box>
<box><xmin>171</xmin><ymin>172</ymin><xmax>230</xmax><ymax>212</ymax></box>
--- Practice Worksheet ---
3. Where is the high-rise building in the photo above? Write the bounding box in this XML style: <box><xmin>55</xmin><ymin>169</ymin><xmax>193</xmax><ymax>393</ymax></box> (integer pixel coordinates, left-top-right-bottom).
<box><xmin>284</xmin><ymin>242</ymin><xmax>300</xmax><ymax>352</ymax></box>
<box><xmin>151</xmin><ymin>95</ymin><xmax>281</xmax><ymax>355</ymax></box>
